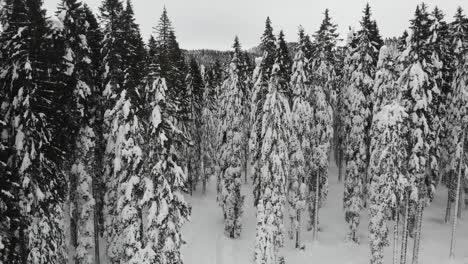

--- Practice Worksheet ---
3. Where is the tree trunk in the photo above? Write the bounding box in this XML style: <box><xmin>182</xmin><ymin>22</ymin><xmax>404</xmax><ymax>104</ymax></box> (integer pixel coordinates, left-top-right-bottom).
<box><xmin>393</xmin><ymin>211</ymin><xmax>399</xmax><ymax>264</ymax></box>
<box><xmin>338</xmin><ymin>150</ymin><xmax>343</xmax><ymax>182</ymax></box>
<box><xmin>450</xmin><ymin>129</ymin><xmax>465</xmax><ymax>258</ymax></box>
<box><xmin>244</xmin><ymin>144</ymin><xmax>248</xmax><ymax>184</ymax></box>
<box><xmin>411</xmin><ymin>203</ymin><xmax>423</xmax><ymax>264</ymax></box>
<box><xmin>313</xmin><ymin>173</ymin><xmax>320</xmax><ymax>241</ymax></box>
<box><xmin>202</xmin><ymin>159</ymin><xmax>206</xmax><ymax>195</ymax></box>
<box><xmin>296</xmin><ymin>209</ymin><xmax>301</xmax><ymax>248</ymax></box>
<box><xmin>401</xmin><ymin>192</ymin><xmax>409</xmax><ymax>264</ymax></box>
<box><xmin>457</xmin><ymin>179</ymin><xmax>463</xmax><ymax>219</ymax></box>
<box><xmin>92</xmin><ymin>177</ymin><xmax>100</xmax><ymax>264</ymax></box>
<box><xmin>445</xmin><ymin>189</ymin><xmax>452</xmax><ymax>224</ymax></box>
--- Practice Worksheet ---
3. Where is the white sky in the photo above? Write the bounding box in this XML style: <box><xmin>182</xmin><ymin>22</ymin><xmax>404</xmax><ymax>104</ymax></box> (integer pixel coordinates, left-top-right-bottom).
<box><xmin>43</xmin><ymin>0</ymin><xmax>468</xmax><ymax>50</ymax></box>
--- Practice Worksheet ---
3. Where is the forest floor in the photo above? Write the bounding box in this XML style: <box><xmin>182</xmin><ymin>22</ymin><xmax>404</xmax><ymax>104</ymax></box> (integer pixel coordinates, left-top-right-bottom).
<box><xmin>181</xmin><ymin>160</ymin><xmax>468</xmax><ymax>264</ymax></box>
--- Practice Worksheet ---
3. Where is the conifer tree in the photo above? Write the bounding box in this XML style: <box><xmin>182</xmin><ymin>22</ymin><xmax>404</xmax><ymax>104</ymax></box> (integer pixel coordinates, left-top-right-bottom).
<box><xmin>398</xmin><ymin>4</ymin><xmax>435</xmax><ymax>263</ymax></box>
<box><xmin>288</xmin><ymin>35</ymin><xmax>312</xmax><ymax>248</ymax></box>
<box><xmin>186</xmin><ymin>58</ymin><xmax>205</xmax><ymax>193</ymax></box>
<box><xmin>0</xmin><ymin>0</ymin><xmax>67</xmax><ymax>263</ymax></box>
<box><xmin>445</xmin><ymin>7</ymin><xmax>468</xmax><ymax>223</ymax></box>
<box><xmin>447</xmin><ymin>15</ymin><xmax>468</xmax><ymax>256</ymax></box>
<box><xmin>55</xmin><ymin>0</ymin><xmax>99</xmax><ymax>263</ymax></box>
<box><xmin>309</xmin><ymin>83</ymin><xmax>333</xmax><ymax>240</ymax></box>
<box><xmin>342</xmin><ymin>6</ymin><xmax>377</xmax><ymax>243</ymax></box>
<box><xmin>255</xmin><ymin>37</ymin><xmax>291</xmax><ymax>264</ymax></box>
<box><xmin>311</xmin><ymin>9</ymin><xmax>340</xmax><ymax>105</ymax></box>
<box><xmin>368</xmin><ymin>46</ymin><xmax>408</xmax><ymax>264</ymax></box>
<box><xmin>218</xmin><ymin>37</ymin><xmax>246</xmax><ymax>238</ymax></box>
<box><xmin>251</xmin><ymin>17</ymin><xmax>277</xmax><ymax>207</ymax></box>
<box><xmin>153</xmin><ymin>8</ymin><xmax>188</xmax><ymax>123</ymax></box>
<box><xmin>428</xmin><ymin>6</ymin><xmax>452</xmax><ymax>194</ymax></box>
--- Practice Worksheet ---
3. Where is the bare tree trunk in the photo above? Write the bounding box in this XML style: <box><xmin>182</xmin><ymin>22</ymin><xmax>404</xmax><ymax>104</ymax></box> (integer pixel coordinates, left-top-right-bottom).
<box><xmin>450</xmin><ymin>129</ymin><xmax>465</xmax><ymax>258</ymax></box>
<box><xmin>445</xmin><ymin>189</ymin><xmax>452</xmax><ymax>224</ymax></box>
<box><xmin>393</xmin><ymin>211</ymin><xmax>399</xmax><ymax>264</ymax></box>
<box><xmin>457</xmin><ymin>179</ymin><xmax>463</xmax><ymax>219</ymax></box>
<box><xmin>338</xmin><ymin>150</ymin><xmax>343</xmax><ymax>182</ymax></box>
<box><xmin>401</xmin><ymin>193</ymin><xmax>409</xmax><ymax>264</ymax></box>
<box><xmin>92</xmin><ymin>178</ymin><xmax>100</xmax><ymax>264</ymax></box>
<box><xmin>295</xmin><ymin>210</ymin><xmax>301</xmax><ymax>248</ymax></box>
<box><xmin>313</xmin><ymin>173</ymin><xmax>320</xmax><ymax>241</ymax></box>
<box><xmin>202</xmin><ymin>159</ymin><xmax>207</xmax><ymax>194</ymax></box>
<box><xmin>244</xmin><ymin>143</ymin><xmax>248</xmax><ymax>184</ymax></box>
<box><xmin>411</xmin><ymin>203</ymin><xmax>423</xmax><ymax>264</ymax></box>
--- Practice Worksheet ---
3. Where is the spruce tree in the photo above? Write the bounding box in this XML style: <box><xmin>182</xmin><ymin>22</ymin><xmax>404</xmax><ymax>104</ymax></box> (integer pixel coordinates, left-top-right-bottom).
<box><xmin>55</xmin><ymin>0</ymin><xmax>99</xmax><ymax>263</ymax></box>
<box><xmin>218</xmin><ymin>37</ymin><xmax>246</xmax><ymax>238</ymax></box>
<box><xmin>443</xmin><ymin>7</ymin><xmax>468</xmax><ymax>223</ymax></box>
<box><xmin>368</xmin><ymin>46</ymin><xmax>408</xmax><ymax>264</ymax></box>
<box><xmin>186</xmin><ymin>58</ymin><xmax>205</xmax><ymax>193</ymax></box>
<box><xmin>0</xmin><ymin>0</ymin><xmax>67</xmax><ymax>263</ymax></box>
<box><xmin>447</xmin><ymin>13</ymin><xmax>468</xmax><ymax>256</ymax></box>
<box><xmin>309</xmin><ymin>81</ymin><xmax>333</xmax><ymax>240</ymax></box>
<box><xmin>342</xmin><ymin>6</ymin><xmax>377</xmax><ymax>243</ymax></box>
<box><xmin>311</xmin><ymin>9</ymin><xmax>340</xmax><ymax>105</ymax></box>
<box><xmin>288</xmin><ymin>35</ymin><xmax>313</xmax><ymax>248</ymax></box>
<box><xmin>255</xmin><ymin>37</ymin><xmax>291</xmax><ymax>264</ymax></box>
<box><xmin>251</xmin><ymin>17</ymin><xmax>277</xmax><ymax>207</ymax></box>
<box><xmin>398</xmin><ymin>4</ymin><xmax>435</xmax><ymax>263</ymax></box>
<box><xmin>153</xmin><ymin>7</ymin><xmax>188</xmax><ymax>123</ymax></box>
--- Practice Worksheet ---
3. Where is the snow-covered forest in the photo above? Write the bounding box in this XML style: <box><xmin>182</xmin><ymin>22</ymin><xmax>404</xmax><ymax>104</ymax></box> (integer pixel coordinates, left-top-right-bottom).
<box><xmin>0</xmin><ymin>0</ymin><xmax>468</xmax><ymax>264</ymax></box>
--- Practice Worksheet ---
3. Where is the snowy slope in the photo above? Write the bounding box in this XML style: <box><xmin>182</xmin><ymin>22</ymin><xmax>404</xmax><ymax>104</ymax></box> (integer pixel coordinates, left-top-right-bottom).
<box><xmin>181</xmin><ymin>161</ymin><xmax>468</xmax><ymax>264</ymax></box>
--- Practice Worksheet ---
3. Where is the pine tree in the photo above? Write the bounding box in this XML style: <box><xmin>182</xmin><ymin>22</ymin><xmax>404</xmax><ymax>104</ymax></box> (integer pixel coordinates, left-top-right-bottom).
<box><xmin>0</xmin><ymin>0</ymin><xmax>67</xmax><ymax>263</ymax></box>
<box><xmin>218</xmin><ymin>37</ymin><xmax>246</xmax><ymax>238</ymax></box>
<box><xmin>251</xmin><ymin>17</ymin><xmax>277</xmax><ymax>207</ymax></box>
<box><xmin>255</xmin><ymin>38</ymin><xmax>291</xmax><ymax>264</ymax></box>
<box><xmin>368</xmin><ymin>46</ymin><xmax>408</xmax><ymax>264</ymax></box>
<box><xmin>288</xmin><ymin>36</ymin><xmax>312</xmax><ymax>248</ymax></box>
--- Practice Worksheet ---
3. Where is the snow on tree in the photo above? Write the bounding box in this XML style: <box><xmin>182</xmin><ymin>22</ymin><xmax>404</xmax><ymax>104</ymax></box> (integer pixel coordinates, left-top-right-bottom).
<box><xmin>55</xmin><ymin>0</ymin><xmax>100</xmax><ymax>262</ymax></box>
<box><xmin>139</xmin><ymin>58</ymin><xmax>191</xmax><ymax>263</ymax></box>
<box><xmin>342</xmin><ymin>17</ymin><xmax>376</xmax><ymax>244</ymax></box>
<box><xmin>398</xmin><ymin>4</ymin><xmax>435</xmax><ymax>263</ymax></box>
<box><xmin>185</xmin><ymin>58</ymin><xmax>205</xmax><ymax>194</ymax></box>
<box><xmin>153</xmin><ymin>7</ymin><xmax>188</xmax><ymax>124</ymax></box>
<box><xmin>311</xmin><ymin>9</ymin><xmax>340</xmax><ymax>106</ymax></box>
<box><xmin>0</xmin><ymin>0</ymin><xmax>67</xmax><ymax>263</ymax></box>
<box><xmin>218</xmin><ymin>37</ymin><xmax>246</xmax><ymax>238</ymax></box>
<box><xmin>288</xmin><ymin>37</ymin><xmax>312</xmax><ymax>248</ymax></box>
<box><xmin>255</xmin><ymin>42</ymin><xmax>291</xmax><ymax>263</ymax></box>
<box><xmin>443</xmin><ymin>7</ymin><xmax>468</xmax><ymax>223</ymax></box>
<box><xmin>447</xmin><ymin>30</ymin><xmax>468</xmax><ymax>257</ymax></box>
<box><xmin>251</xmin><ymin>17</ymin><xmax>277</xmax><ymax>207</ymax></box>
<box><xmin>308</xmin><ymin>84</ymin><xmax>333</xmax><ymax>240</ymax></box>
<box><xmin>368</xmin><ymin>46</ymin><xmax>408</xmax><ymax>264</ymax></box>
<box><xmin>427</xmin><ymin>7</ymin><xmax>452</xmax><ymax>194</ymax></box>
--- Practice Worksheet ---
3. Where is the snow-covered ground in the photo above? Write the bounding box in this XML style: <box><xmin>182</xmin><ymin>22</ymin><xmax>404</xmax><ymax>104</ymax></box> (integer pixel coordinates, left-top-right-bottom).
<box><xmin>182</xmin><ymin>161</ymin><xmax>468</xmax><ymax>264</ymax></box>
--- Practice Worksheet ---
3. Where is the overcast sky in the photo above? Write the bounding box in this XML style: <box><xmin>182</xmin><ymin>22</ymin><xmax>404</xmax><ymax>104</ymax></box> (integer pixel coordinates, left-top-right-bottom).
<box><xmin>42</xmin><ymin>0</ymin><xmax>468</xmax><ymax>50</ymax></box>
